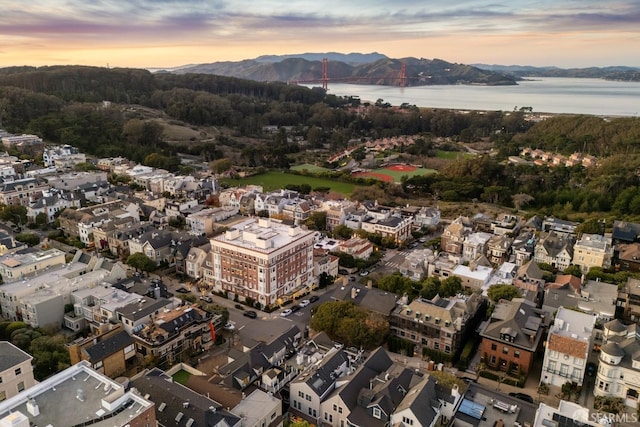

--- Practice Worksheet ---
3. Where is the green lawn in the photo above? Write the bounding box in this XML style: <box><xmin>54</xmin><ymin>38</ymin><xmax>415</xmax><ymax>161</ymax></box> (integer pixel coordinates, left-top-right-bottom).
<box><xmin>221</xmin><ymin>172</ymin><xmax>358</xmax><ymax>196</ymax></box>
<box><xmin>172</xmin><ymin>370</ymin><xmax>191</xmax><ymax>385</ymax></box>
<box><xmin>436</xmin><ymin>150</ymin><xmax>475</xmax><ymax>160</ymax></box>
<box><xmin>369</xmin><ymin>167</ymin><xmax>437</xmax><ymax>182</ymax></box>
<box><xmin>290</xmin><ymin>163</ymin><xmax>331</xmax><ymax>173</ymax></box>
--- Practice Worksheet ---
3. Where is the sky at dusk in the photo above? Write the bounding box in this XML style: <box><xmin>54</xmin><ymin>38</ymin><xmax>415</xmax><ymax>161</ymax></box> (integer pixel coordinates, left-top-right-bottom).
<box><xmin>1</xmin><ymin>0</ymin><xmax>639</xmax><ymax>69</ymax></box>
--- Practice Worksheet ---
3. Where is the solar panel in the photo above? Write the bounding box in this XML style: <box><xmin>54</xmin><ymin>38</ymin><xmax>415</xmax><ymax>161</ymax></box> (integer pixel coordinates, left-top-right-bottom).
<box><xmin>458</xmin><ymin>399</ymin><xmax>485</xmax><ymax>420</ymax></box>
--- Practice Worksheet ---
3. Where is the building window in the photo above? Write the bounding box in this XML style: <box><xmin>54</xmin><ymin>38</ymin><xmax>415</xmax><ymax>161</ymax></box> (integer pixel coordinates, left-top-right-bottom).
<box><xmin>514</xmin><ymin>351</ymin><xmax>520</xmax><ymax>358</ymax></box>
<box><xmin>491</xmin><ymin>343</ymin><xmax>497</xmax><ymax>351</ymax></box>
<box><xmin>549</xmin><ymin>350</ymin><xmax>559</xmax><ymax>359</ymax></box>
<box><xmin>372</xmin><ymin>407</ymin><xmax>381</xmax><ymax>419</ymax></box>
<box><xmin>0</xmin><ymin>391</ymin><xmax>6</xmax><ymax>402</ymax></box>
<box><xmin>14</xmin><ymin>368</ymin><xmax>21</xmax><ymax>375</ymax></box>
<box><xmin>306</xmin><ymin>394</ymin><xmax>311</xmax><ymax>401</ymax></box>
<box><xmin>573</xmin><ymin>368</ymin><xmax>583</xmax><ymax>379</ymax></box>
<box><xmin>17</xmin><ymin>382</ymin><xmax>24</xmax><ymax>392</ymax></box>
<box><xmin>502</xmin><ymin>347</ymin><xmax>508</xmax><ymax>355</ymax></box>
<box><xmin>560</xmin><ymin>364</ymin><xmax>569</xmax><ymax>377</ymax></box>
<box><xmin>402</xmin><ymin>417</ymin><xmax>414</xmax><ymax>426</ymax></box>
<box><xmin>299</xmin><ymin>391</ymin><xmax>304</xmax><ymax>398</ymax></box>
<box><xmin>333</xmin><ymin>404</ymin><xmax>337</xmax><ymax>411</ymax></box>
<box><xmin>338</xmin><ymin>407</ymin><xmax>342</xmax><ymax>414</ymax></box>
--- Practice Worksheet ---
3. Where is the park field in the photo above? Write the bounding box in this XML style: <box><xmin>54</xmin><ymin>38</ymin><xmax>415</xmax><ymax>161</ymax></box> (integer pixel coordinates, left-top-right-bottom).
<box><xmin>370</xmin><ymin>166</ymin><xmax>436</xmax><ymax>181</ymax></box>
<box><xmin>290</xmin><ymin>163</ymin><xmax>331</xmax><ymax>173</ymax></box>
<box><xmin>221</xmin><ymin>171</ymin><xmax>358</xmax><ymax>196</ymax></box>
<box><xmin>436</xmin><ymin>150</ymin><xmax>475</xmax><ymax>160</ymax></box>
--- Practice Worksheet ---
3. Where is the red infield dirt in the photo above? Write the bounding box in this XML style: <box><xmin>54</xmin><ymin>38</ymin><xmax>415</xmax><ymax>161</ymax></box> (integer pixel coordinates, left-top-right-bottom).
<box><xmin>386</xmin><ymin>164</ymin><xmax>417</xmax><ymax>172</ymax></box>
<box><xmin>353</xmin><ymin>172</ymin><xmax>394</xmax><ymax>182</ymax></box>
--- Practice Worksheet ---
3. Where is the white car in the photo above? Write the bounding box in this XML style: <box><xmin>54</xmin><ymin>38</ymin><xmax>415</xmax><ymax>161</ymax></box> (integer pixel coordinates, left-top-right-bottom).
<box><xmin>280</xmin><ymin>309</ymin><xmax>293</xmax><ymax>317</ymax></box>
<box><xmin>223</xmin><ymin>321</ymin><xmax>235</xmax><ymax>331</ymax></box>
<box><xmin>299</xmin><ymin>299</ymin><xmax>310</xmax><ymax>308</ymax></box>
<box><xmin>359</xmin><ymin>270</ymin><xmax>369</xmax><ymax>276</ymax></box>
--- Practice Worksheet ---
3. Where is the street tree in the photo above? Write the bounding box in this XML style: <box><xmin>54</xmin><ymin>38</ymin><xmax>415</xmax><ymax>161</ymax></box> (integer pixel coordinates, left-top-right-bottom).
<box><xmin>487</xmin><ymin>284</ymin><xmax>521</xmax><ymax>303</ymax></box>
<box><xmin>126</xmin><ymin>252</ymin><xmax>157</xmax><ymax>274</ymax></box>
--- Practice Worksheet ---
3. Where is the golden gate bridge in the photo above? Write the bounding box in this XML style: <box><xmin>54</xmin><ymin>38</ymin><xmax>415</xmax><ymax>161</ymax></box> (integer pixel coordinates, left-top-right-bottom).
<box><xmin>292</xmin><ymin>58</ymin><xmax>414</xmax><ymax>90</ymax></box>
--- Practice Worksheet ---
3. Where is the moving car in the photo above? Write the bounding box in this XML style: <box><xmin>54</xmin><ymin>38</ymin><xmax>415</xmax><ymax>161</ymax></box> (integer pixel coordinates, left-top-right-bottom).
<box><xmin>243</xmin><ymin>310</ymin><xmax>257</xmax><ymax>319</ymax></box>
<box><xmin>199</xmin><ymin>295</ymin><xmax>213</xmax><ymax>303</ymax></box>
<box><xmin>223</xmin><ymin>322</ymin><xmax>235</xmax><ymax>331</ymax></box>
<box><xmin>299</xmin><ymin>299</ymin><xmax>310</xmax><ymax>308</ymax></box>
<box><xmin>359</xmin><ymin>270</ymin><xmax>369</xmax><ymax>276</ymax></box>
<box><xmin>309</xmin><ymin>295</ymin><xmax>319</xmax><ymax>303</ymax></box>
<box><xmin>280</xmin><ymin>309</ymin><xmax>293</xmax><ymax>317</ymax></box>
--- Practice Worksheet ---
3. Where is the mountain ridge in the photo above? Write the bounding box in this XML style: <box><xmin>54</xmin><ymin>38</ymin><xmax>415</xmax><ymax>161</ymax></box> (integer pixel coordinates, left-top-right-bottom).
<box><xmin>472</xmin><ymin>64</ymin><xmax>640</xmax><ymax>81</ymax></box>
<box><xmin>169</xmin><ymin>55</ymin><xmax>518</xmax><ymax>86</ymax></box>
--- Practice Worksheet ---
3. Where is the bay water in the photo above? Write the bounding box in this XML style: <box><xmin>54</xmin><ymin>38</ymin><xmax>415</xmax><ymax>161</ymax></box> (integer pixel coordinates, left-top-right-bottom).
<box><xmin>309</xmin><ymin>77</ymin><xmax>640</xmax><ymax>116</ymax></box>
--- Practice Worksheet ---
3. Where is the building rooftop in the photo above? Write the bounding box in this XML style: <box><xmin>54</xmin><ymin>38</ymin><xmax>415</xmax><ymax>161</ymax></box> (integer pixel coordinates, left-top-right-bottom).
<box><xmin>84</xmin><ymin>330</ymin><xmax>134</xmax><ymax>362</ymax></box>
<box><xmin>0</xmin><ymin>342</ymin><xmax>32</xmax><ymax>373</ymax></box>
<box><xmin>481</xmin><ymin>298</ymin><xmax>545</xmax><ymax>352</ymax></box>
<box><xmin>213</xmin><ymin>217</ymin><xmax>314</xmax><ymax>253</ymax></box>
<box><xmin>454</xmin><ymin>382</ymin><xmax>537</xmax><ymax>427</ymax></box>
<box><xmin>3</xmin><ymin>257</ymin><xmax>121</xmax><ymax>299</ymax></box>
<box><xmin>131</xmin><ymin>368</ymin><xmax>240</xmax><ymax>427</ymax></box>
<box><xmin>0</xmin><ymin>361</ymin><xmax>153</xmax><ymax>427</ymax></box>
<box><xmin>0</xmin><ymin>247</ymin><xmax>64</xmax><ymax>270</ymax></box>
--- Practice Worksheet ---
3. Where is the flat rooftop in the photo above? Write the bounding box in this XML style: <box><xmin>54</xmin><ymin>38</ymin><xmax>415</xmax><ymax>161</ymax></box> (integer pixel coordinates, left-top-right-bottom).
<box><xmin>454</xmin><ymin>382</ymin><xmax>537</xmax><ymax>427</ymax></box>
<box><xmin>0</xmin><ymin>361</ymin><xmax>153</xmax><ymax>427</ymax></box>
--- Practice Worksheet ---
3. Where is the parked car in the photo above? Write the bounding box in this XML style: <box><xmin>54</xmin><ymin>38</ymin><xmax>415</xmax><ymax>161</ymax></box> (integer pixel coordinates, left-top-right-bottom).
<box><xmin>175</xmin><ymin>287</ymin><xmax>190</xmax><ymax>293</ymax></box>
<box><xmin>309</xmin><ymin>295</ymin><xmax>319</xmax><ymax>303</ymax></box>
<box><xmin>509</xmin><ymin>392</ymin><xmax>534</xmax><ymax>403</ymax></box>
<box><xmin>280</xmin><ymin>309</ymin><xmax>293</xmax><ymax>317</ymax></box>
<box><xmin>299</xmin><ymin>299</ymin><xmax>310</xmax><ymax>308</ymax></box>
<box><xmin>350</xmin><ymin>276</ymin><xmax>356</xmax><ymax>281</ymax></box>
<box><xmin>223</xmin><ymin>322</ymin><xmax>235</xmax><ymax>331</ymax></box>
<box><xmin>587</xmin><ymin>362</ymin><xmax>596</xmax><ymax>376</ymax></box>
<box><xmin>359</xmin><ymin>270</ymin><xmax>369</xmax><ymax>276</ymax></box>
<box><xmin>199</xmin><ymin>295</ymin><xmax>213</xmax><ymax>303</ymax></box>
<box><xmin>243</xmin><ymin>310</ymin><xmax>257</xmax><ymax>319</ymax></box>
<box><xmin>290</xmin><ymin>305</ymin><xmax>301</xmax><ymax>313</ymax></box>
<box><xmin>234</xmin><ymin>304</ymin><xmax>245</xmax><ymax>310</ymax></box>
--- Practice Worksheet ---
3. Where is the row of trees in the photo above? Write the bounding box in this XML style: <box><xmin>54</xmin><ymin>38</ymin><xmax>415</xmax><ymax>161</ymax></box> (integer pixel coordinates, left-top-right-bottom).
<box><xmin>0</xmin><ymin>321</ymin><xmax>70</xmax><ymax>380</ymax></box>
<box><xmin>310</xmin><ymin>301</ymin><xmax>389</xmax><ymax>349</ymax></box>
<box><xmin>374</xmin><ymin>272</ymin><xmax>464</xmax><ymax>301</ymax></box>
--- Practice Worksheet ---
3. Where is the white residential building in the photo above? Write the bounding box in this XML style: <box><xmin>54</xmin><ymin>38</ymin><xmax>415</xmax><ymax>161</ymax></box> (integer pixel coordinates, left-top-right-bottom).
<box><xmin>594</xmin><ymin>319</ymin><xmax>640</xmax><ymax>409</ymax></box>
<box><xmin>541</xmin><ymin>306</ymin><xmax>595</xmax><ymax>387</ymax></box>
<box><xmin>209</xmin><ymin>218</ymin><xmax>315</xmax><ymax>306</ymax></box>
<box><xmin>0</xmin><ymin>254</ymin><xmax>127</xmax><ymax>327</ymax></box>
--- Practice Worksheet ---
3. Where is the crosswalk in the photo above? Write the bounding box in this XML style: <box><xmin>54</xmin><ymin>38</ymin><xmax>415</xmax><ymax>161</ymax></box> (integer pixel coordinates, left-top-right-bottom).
<box><xmin>381</xmin><ymin>250</ymin><xmax>413</xmax><ymax>270</ymax></box>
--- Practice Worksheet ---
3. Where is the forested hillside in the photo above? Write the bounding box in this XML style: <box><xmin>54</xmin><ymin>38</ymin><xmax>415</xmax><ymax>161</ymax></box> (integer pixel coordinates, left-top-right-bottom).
<box><xmin>2</xmin><ymin>65</ymin><xmax>640</xmax><ymax>221</ymax></box>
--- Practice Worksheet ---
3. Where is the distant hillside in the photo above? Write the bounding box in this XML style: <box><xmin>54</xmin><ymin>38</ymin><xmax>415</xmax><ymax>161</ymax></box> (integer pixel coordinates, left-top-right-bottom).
<box><xmin>254</xmin><ymin>52</ymin><xmax>388</xmax><ymax>64</ymax></box>
<box><xmin>473</xmin><ymin>64</ymin><xmax>640</xmax><ymax>82</ymax></box>
<box><xmin>174</xmin><ymin>56</ymin><xmax>518</xmax><ymax>86</ymax></box>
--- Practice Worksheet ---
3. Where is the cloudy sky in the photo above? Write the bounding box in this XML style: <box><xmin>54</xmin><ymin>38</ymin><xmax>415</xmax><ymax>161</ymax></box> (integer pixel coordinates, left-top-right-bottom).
<box><xmin>1</xmin><ymin>0</ymin><xmax>638</xmax><ymax>68</ymax></box>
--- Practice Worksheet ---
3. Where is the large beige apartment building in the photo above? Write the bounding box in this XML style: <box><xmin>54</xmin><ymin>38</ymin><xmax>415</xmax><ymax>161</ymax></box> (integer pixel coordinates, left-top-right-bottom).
<box><xmin>208</xmin><ymin>218</ymin><xmax>315</xmax><ymax>306</ymax></box>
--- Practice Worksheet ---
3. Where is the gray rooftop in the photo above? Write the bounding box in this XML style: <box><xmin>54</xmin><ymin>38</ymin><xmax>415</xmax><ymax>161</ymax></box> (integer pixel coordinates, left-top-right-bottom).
<box><xmin>0</xmin><ymin>342</ymin><xmax>32</xmax><ymax>373</ymax></box>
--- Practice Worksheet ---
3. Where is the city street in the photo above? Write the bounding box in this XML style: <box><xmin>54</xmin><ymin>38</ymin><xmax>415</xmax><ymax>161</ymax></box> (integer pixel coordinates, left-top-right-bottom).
<box><xmin>154</xmin><ymin>269</ymin><xmax>337</xmax><ymax>345</ymax></box>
